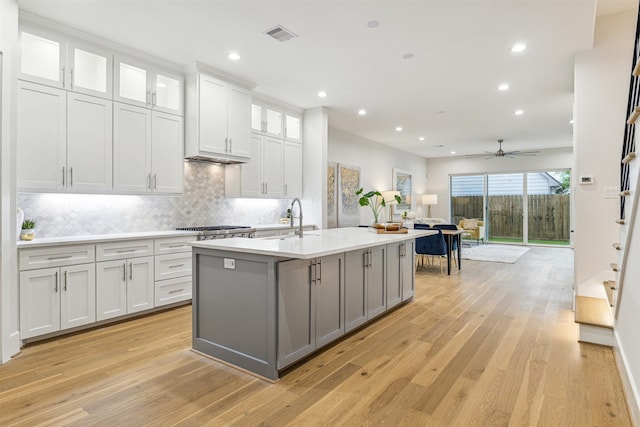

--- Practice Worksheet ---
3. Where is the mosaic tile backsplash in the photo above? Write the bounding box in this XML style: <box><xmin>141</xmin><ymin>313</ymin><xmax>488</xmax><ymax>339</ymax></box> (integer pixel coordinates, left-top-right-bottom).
<box><xmin>18</xmin><ymin>162</ymin><xmax>291</xmax><ymax>238</ymax></box>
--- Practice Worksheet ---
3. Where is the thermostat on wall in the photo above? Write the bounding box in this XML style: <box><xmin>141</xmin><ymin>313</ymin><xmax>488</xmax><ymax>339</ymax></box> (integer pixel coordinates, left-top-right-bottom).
<box><xmin>579</xmin><ymin>175</ymin><xmax>594</xmax><ymax>184</ymax></box>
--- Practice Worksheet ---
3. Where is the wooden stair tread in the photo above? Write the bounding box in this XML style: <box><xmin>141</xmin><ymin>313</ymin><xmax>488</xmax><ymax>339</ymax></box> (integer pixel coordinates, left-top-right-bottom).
<box><xmin>603</xmin><ymin>279</ymin><xmax>617</xmax><ymax>290</ymax></box>
<box><xmin>575</xmin><ymin>296</ymin><xmax>613</xmax><ymax>328</ymax></box>
<box><xmin>612</xmin><ymin>243</ymin><xmax>621</xmax><ymax>250</ymax></box>
<box><xmin>616</xmin><ymin>219</ymin><xmax>626</xmax><ymax>225</ymax></box>
<box><xmin>610</xmin><ymin>262</ymin><xmax>619</xmax><ymax>272</ymax></box>
<box><xmin>622</xmin><ymin>152</ymin><xmax>636</xmax><ymax>164</ymax></box>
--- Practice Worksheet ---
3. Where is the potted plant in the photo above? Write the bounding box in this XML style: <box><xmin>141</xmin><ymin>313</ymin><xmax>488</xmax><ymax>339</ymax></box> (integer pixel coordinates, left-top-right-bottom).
<box><xmin>20</xmin><ymin>218</ymin><xmax>37</xmax><ymax>241</ymax></box>
<box><xmin>356</xmin><ymin>188</ymin><xmax>401</xmax><ymax>225</ymax></box>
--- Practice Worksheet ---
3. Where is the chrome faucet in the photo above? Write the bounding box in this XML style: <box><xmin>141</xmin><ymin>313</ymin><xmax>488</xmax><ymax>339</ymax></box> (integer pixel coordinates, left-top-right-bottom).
<box><xmin>290</xmin><ymin>198</ymin><xmax>303</xmax><ymax>237</ymax></box>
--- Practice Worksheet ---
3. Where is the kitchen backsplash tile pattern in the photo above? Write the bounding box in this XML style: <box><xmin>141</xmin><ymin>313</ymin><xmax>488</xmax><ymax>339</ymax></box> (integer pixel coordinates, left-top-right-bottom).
<box><xmin>17</xmin><ymin>162</ymin><xmax>291</xmax><ymax>237</ymax></box>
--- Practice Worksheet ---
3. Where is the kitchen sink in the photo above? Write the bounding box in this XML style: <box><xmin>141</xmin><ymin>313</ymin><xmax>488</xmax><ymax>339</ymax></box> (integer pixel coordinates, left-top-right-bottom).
<box><xmin>263</xmin><ymin>232</ymin><xmax>320</xmax><ymax>240</ymax></box>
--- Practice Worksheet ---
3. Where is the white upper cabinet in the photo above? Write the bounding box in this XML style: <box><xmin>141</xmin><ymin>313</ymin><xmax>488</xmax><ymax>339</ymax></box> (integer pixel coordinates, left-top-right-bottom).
<box><xmin>20</xmin><ymin>26</ymin><xmax>113</xmax><ymax>99</ymax></box>
<box><xmin>17</xmin><ymin>81</ymin><xmax>113</xmax><ymax>192</ymax></box>
<box><xmin>184</xmin><ymin>71</ymin><xmax>251</xmax><ymax>161</ymax></box>
<box><xmin>114</xmin><ymin>55</ymin><xmax>183</xmax><ymax>116</ymax></box>
<box><xmin>252</xmin><ymin>101</ymin><xmax>302</xmax><ymax>143</ymax></box>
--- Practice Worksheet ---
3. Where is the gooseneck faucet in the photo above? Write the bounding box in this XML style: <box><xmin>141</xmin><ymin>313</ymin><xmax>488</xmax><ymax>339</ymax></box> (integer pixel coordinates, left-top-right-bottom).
<box><xmin>290</xmin><ymin>198</ymin><xmax>303</xmax><ymax>237</ymax></box>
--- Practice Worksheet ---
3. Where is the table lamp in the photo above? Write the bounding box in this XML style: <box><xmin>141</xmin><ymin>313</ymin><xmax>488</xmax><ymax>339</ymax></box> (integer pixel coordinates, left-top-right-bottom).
<box><xmin>422</xmin><ymin>194</ymin><xmax>437</xmax><ymax>218</ymax></box>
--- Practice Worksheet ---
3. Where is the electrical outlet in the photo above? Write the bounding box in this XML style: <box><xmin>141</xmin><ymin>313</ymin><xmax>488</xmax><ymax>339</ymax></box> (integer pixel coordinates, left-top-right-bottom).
<box><xmin>604</xmin><ymin>187</ymin><xmax>619</xmax><ymax>199</ymax></box>
<box><xmin>224</xmin><ymin>258</ymin><xmax>235</xmax><ymax>269</ymax></box>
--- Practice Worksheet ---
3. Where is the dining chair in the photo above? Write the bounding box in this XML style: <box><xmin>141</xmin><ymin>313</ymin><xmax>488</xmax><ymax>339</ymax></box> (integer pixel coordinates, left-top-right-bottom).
<box><xmin>432</xmin><ymin>224</ymin><xmax>459</xmax><ymax>267</ymax></box>
<box><xmin>414</xmin><ymin>227</ymin><xmax>448</xmax><ymax>274</ymax></box>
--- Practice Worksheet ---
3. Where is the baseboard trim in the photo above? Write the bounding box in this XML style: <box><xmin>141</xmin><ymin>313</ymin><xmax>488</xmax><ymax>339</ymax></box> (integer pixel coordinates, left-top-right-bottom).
<box><xmin>614</xmin><ymin>331</ymin><xmax>640</xmax><ymax>425</ymax></box>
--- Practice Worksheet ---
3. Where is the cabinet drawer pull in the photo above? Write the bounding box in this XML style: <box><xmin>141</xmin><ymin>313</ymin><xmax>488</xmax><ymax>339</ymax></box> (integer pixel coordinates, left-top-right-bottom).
<box><xmin>146</xmin><ymin>89</ymin><xmax>151</xmax><ymax>106</ymax></box>
<box><xmin>64</xmin><ymin>270</ymin><xmax>68</xmax><ymax>291</ymax></box>
<box><xmin>168</xmin><ymin>288</ymin><xmax>185</xmax><ymax>294</ymax></box>
<box><xmin>129</xmin><ymin>262</ymin><xmax>133</xmax><ymax>280</ymax></box>
<box><xmin>317</xmin><ymin>260</ymin><xmax>321</xmax><ymax>283</ymax></box>
<box><xmin>122</xmin><ymin>263</ymin><xmax>126</xmax><ymax>281</ymax></box>
<box><xmin>168</xmin><ymin>264</ymin><xmax>185</xmax><ymax>269</ymax></box>
<box><xmin>168</xmin><ymin>244</ymin><xmax>186</xmax><ymax>248</ymax></box>
<box><xmin>229</xmin><ymin>138</ymin><xmax>232</xmax><ymax>152</ymax></box>
<box><xmin>152</xmin><ymin>91</ymin><xmax>157</xmax><ymax>107</ymax></box>
<box><xmin>47</xmin><ymin>255</ymin><xmax>73</xmax><ymax>260</ymax></box>
<box><xmin>69</xmin><ymin>167</ymin><xmax>73</xmax><ymax>187</ymax></box>
<box><xmin>117</xmin><ymin>250</ymin><xmax>135</xmax><ymax>253</ymax></box>
<box><xmin>153</xmin><ymin>174</ymin><xmax>157</xmax><ymax>190</ymax></box>
<box><xmin>62</xmin><ymin>66</ymin><xmax>66</xmax><ymax>87</ymax></box>
<box><xmin>311</xmin><ymin>261</ymin><xmax>316</xmax><ymax>283</ymax></box>
<box><xmin>70</xmin><ymin>67</ymin><xmax>74</xmax><ymax>89</ymax></box>
<box><xmin>54</xmin><ymin>271</ymin><xmax>58</xmax><ymax>293</ymax></box>
<box><xmin>62</xmin><ymin>166</ymin><xmax>66</xmax><ymax>186</ymax></box>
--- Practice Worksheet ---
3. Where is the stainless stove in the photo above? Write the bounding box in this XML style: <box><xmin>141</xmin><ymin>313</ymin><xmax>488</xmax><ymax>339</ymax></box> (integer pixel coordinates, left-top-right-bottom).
<box><xmin>176</xmin><ymin>225</ymin><xmax>256</xmax><ymax>240</ymax></box>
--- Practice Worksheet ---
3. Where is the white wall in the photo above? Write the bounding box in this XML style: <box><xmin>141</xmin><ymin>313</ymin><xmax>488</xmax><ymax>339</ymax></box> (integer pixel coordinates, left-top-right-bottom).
<box><xmin>303</xmin><ymin>107</ymin><xmax>328</xmax><ymax>229</ymax></box>
<box><xmin>329</xmin><ymin>127</ymin><xmax>428</xmax><ymax>224</ymax></box>
<box><xmin>0</xmin><ymin>0</ymin><xmax>20</xmax><ymax>362</ymax></box>
<box><xmin>426</xmin><ymin>148</ymin><xmax>573</xmax><ymax>220</ymax></box>
<box><xmin>574</xmin><ymin>11</ymin><xmax>635</xmax><ymax>285</ymax></box>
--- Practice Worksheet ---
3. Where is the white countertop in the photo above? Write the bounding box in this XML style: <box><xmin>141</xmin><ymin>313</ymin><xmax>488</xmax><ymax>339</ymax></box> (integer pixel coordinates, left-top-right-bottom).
<box><xmin>253</xmin><ymin>223</ymin><xmax>316</xmax><ymax>231</ymax></box>
<box><xmin>16</xmin><ymin>230</ymin><xmax>199</xmax><ymax>249</ymax></box>
<box><xmin>191</xmin><ymin>227</ymin><xmax>436</xmax><ymax>259</ymax></box>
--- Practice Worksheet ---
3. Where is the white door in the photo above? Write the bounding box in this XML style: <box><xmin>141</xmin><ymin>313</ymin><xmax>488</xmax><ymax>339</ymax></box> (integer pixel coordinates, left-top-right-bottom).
<box><xmin>127</xmin><ymin>256</ymin><xmax>154</xmax><ymax>314</ymax></box>
<box><xmin>19</xmin><ymin>268</ymin><xmax>60</xmax><ymax>339</ymax></box>
<box><xmin>152</xmin><ymin>70</ymin><xmax>183</xmax><ymax>116</ymax></box>
<box><xmin>198</xmin><ymin>74</ymin><xmax>227</xmax><ymax>154</ymax></box>
<box><xmin>227</xmin><ymin>85</ymin><xmax>251</xmax><ymax>158</ymax></box>
<box><xmin>239</xmin><ymin>134</ymin><xmax>264</xmax><ymax>197</ymax></box>
<box><xmin>263</xmin><ymin>136</ymin><xmax>284</xmax><ymax>197</ymax></box>
<box><xmin>67</xmin><ymin>40</ymin><xmax>112</xmax><ymax>99</ymax></box>
<box><xmin>67</xmin><ymin>93</ymin><xmax>113</xmax><ymax>192</ymax></box>
<box><xmin>60</xmin><ymin>263</ymin><xmax>96</xmax><ymax>330</ymax></box>
<box><xmin>96</xmin><ymin>260</ymin><xmax>127</xmax><ymax>321</ymax></box>
<box><xmin>114</xmin><ymin>55</ymin><xmax>150</xmax><ymax>108</ymax></box>
<box><xmin>19</xmin><ymin>27</ymin><xmax>66</xmax><ymax>88</ymax></box>
<box><xmin>284</xmin><ymin>141</ymin><xmax>302</xmax><ymax>198</ymax></box>
<box><xmin>17</xmin><ymin>81</ymin><xmax>67</xmax><ymax>191</ymax></box>
<box><xmin>151</xmin><ymin>112</ymin><xmax>183</xmax><ymax>194</ymax></box>
<box><xmin>113</xmin><ymin>102</ymin><xmax>152</xmax><ymax>193</ymax></box>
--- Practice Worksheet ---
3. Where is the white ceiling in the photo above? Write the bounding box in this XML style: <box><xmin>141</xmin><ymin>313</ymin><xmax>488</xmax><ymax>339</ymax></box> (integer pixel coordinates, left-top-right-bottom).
<box><xmin>17</xmin><ymin>0</ymin><xmax>637</xmax><ymax>158</ymax></box>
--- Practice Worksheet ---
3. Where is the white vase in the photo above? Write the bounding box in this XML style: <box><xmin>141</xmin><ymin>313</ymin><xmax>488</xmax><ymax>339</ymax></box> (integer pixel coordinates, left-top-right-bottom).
<box><xmin>20</xmin><ymin>229</ymin><xmax>35</xmax><ymax>241</ymax></box>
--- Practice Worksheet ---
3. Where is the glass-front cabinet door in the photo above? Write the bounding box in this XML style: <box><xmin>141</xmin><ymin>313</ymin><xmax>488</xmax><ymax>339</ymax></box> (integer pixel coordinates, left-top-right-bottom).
<box><xmin>20</xmin><ymin>27</ymin><xmax>66</xmax><ymax>88</ymax></box>
<box><xmin>68</xmin><ymin>41</ymin><xmax>112</xmax><ymax>98</ymax></box>
<box><xmin>115</xmin><ymin>55</ymin><xmax>150</xmax><ymax>108</ymax></box>
<box><xmin>285</xmin><ymin>112</ymin><xmax>301</xmax><ymax>142</ymax></box>
<box><xmin>153</xmin><ymin>71</ymin><xmax>183</xmax><ymax>116</ymax></box>
<box><xmin>265</xmin><ymin>107</ymin><xmax>283</xmax><ymax>137</ymax></box>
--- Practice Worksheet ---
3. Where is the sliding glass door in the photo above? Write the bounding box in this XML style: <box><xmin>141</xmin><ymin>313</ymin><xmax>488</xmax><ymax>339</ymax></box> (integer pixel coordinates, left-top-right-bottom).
<box><xmin>450</xmin><ymin>170</ymin><xmax>571</xmax><ymax>246</ymax></box>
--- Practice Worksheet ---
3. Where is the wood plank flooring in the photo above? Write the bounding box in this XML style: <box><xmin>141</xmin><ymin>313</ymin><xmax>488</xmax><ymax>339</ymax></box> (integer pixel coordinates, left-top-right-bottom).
<box><xmin>0</xmin><ymin>247</ymin><xmax>632</xmax><ymax>426</ymax></box>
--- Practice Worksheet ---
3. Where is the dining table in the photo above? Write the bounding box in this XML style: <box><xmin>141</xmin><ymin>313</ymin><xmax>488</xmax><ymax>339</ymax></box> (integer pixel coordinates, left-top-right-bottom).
<box><xmin>438</xmin><ymin>228</ymin><xmax>464</xmax><ymax>275</ymax></box>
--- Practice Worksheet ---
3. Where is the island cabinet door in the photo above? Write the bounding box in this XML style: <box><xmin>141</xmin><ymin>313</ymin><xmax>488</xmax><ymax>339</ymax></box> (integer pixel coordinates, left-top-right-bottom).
<box><xmin>386</xmin><ymin>242</ymin><xmax>403</xmax><ymax>310</ymax></box>
<box><xmin>315</xmin><ymin>254</ymin><xmax>345</xmax><ymax>348</ymax></box>
<box><xmin>401</xmin><ymin>241</ymin><xmax>415</xmax><ymax>301</ymax></box>
<box><xmin>344</xmin><ymin>250</ymin><xmax>367</xmax><ymax>332</ymax></box>
<box><xmin>366</xmin><ymin>246</ymin><xmax>386</xmax><ymax>320</ymax></box>
<box><xmin>277</xmin><ymin>259</ymin><xmax>315</xmax><ymax>369</ymax></box>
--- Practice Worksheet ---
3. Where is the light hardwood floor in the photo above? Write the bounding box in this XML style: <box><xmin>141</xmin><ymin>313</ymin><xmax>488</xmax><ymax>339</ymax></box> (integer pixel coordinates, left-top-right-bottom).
<box><xmin>0</xmin><ymin>247</ymin><xmax>632</xmax><ymax>426</ymax></box>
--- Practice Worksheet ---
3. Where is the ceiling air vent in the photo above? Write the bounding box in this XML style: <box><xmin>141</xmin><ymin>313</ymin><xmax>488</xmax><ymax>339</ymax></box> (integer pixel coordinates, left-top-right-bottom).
<box><xmin>264</xmin><ymin>25</ymin><xmax>298</xmax><ymax>42</ymax></box>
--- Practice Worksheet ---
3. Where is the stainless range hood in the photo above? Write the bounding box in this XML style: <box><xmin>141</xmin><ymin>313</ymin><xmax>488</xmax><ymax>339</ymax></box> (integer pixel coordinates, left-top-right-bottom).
<box><xmin>185</xmin><ymin>155</ymin><xmax>247</xmax><ymax>165</ymax></box>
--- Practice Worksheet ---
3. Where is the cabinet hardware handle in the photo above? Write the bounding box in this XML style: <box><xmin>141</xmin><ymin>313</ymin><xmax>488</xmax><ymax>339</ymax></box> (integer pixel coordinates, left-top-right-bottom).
<box><xmin>153</xmin><ymin>174</ymin><xmax>157</xmax><ymax>190</ymax></box>
<box><xmin>284</xmin><ymin>184</ymin><xmax>287</xmax><ymax>195</ymax></box>
<box><xmin>311</xmin><ymin>261</ymin><xmax>316</xmax><ymax>283</ymax></box>
<box><xmin>47</xmin><ymin>255</ymin><xmax>73</xmax><ymax>260</ymax></box>
<box><xmin>152</xmin><ymin>91</ymin><xmax>157</xmax><ymax>106</ymax></box>
<box><xmin>122</xmin><ymin>263</ymin><xmax>126</xmax><ymax>281</ymax></box>
<box><xmin>146</xmin><ymin>89</ymin><xmax>151</xmax><ymax>106</ymax></box>
<box><xmin>62</xmin><ymin>66</ymin><xmax>66</xmax><ymax>87</ymax></box>
<box><xmin>64</xmin><ymin>270</ymin><xmax>68</xmax><ymax>291</ymax></box>
<box><xmin>369</xmin><ymin>250</ymin><xmax>373</xmax><ymax>268</ymax></box>
<box><xmin>224</xmin><ymin>137</ymin><xmax>228</xmax><ymax>153</ymax></box>
<box><xmin>69</xmin><ymin>167</ymin><xmax>73</xmax><ymax>187</ymax></box>
<box><xmin>168</xmin><ymin>264</ymin><xmax>185</xmax><ymax>269</ymax></box>
<box><xmin>54</xmin><ymin>271</ymin><xmax>58</xmax><ymax>293</ymax></box>
<box><xmin>168</xmin><ymin>244</ymin><xmax>186</xmax><ymax>248</ymax></box>
<box><xmin>129</xmin><ymin>262</ymin><xmax>133</xmax><ymax>280</ymax></box>
<box><xmin>168</xmin><ymin>288</ymin><xmax>185</xmax><ymax>294</ymax></box>
<box><xmin>62</xmin><ymin>167</ymin><xmax>66</xmax><ymax>186</ymax></box>
<box><xmin>265</xmin><ymin>182</ymin><xmax>268</xmax><ymax>193</ymax></box>
<box><xmin>363</xmin><ymin>251</ymin><xmax>368</xmax><ymax>268</ymax></box>
<box><xmin>229</xmin><ymin>138</ymin><xmax>232</xmax><ymax>152</ymax></box>
<box><xmin>147</xmin><ymin>173</ymin><xmax>151</xmax><ymax>190</ymax></box>
<box><xmin>317</xmin><ymin>260</ymin><xmax>322</xmax><ymax>283</ymax></box>
<box><xmin>70</xmin><ymin>68</ymin><xmax>74</xmax><ymax>89</ymax></box>
<box><xmin>117</xmin><ymin>250</ymin><xmax>135</xmax><ymax>253</ymax></box>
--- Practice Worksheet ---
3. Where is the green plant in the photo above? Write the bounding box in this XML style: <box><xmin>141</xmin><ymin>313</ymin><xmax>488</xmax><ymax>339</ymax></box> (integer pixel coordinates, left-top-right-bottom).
<box><xmin>356</xmin><ymin>188</ymin><xmax>401</xmax><ymax>224</ymax></box>
<box><xmin>21</xmin><ymin>218</ymin><xmax>37</xmax><ymax>230</ymax></box>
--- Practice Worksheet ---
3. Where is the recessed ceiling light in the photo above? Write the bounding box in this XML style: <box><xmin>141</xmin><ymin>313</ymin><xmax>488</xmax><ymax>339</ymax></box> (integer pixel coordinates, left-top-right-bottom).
<box><xmin>395</xmin><ymin>126</ymin><xmax>403</xmax><ymax>132</ymax></box>
<box><xmin>512</xmin><ymin>43</ymin><xmax>527</xmax><ymax>53</ymax></box>
<box><xmin>514</xmin><ymin>109</ymin><xmax>524</xmax><ymax>115</ymax></box>
<box><xmin>317</xmin><ymin>91</ymin><xmax>327</xmax><ymax>98</ymax></box>
<box><xmin>569</xmin><ymin>119</ymin><xmax>574</xmax><ymax>124</ymax></box>
<box><xmin>419</xmin><ymin>137</ymin><xmax>425</xmax><ymax>141</ymax></box>
<box><xmin>228</xmin><ymin>52</ymin><xmax>241</xmax><ymax>61</ymax></box>
<box><xmin>358</xmin><ymin>109</ymin><xmax>367</xmax><ymax>116</ymax></box>
<box><xmin>498</xmin><ymin>83</ymin><xmax>510</xmax><ymax>91</ymax></box>
<box><xmin>403</xmin><ymin>53</ymin><xmax>414</xmax><ymax>59</ymax></box>
<box><xmin>367</xmin><ymin>20</ymin><xmax>380</xmax><ymax>28</ymax></box>
<box><xmin>451</xmin><ymin>151</ymin><xmax>456</xmax><ymax>155</ymax></box>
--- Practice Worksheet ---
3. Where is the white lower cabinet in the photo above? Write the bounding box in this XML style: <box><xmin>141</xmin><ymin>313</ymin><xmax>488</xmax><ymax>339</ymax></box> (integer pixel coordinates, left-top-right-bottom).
<box><xmin>154</xmin><ymin>236</ymin><xmax>193</xmax><ymax>307</ymax></box>
<box><xmin>20</xmin><ymin>263</ymin><xmax>96</xmax><ymax>339</ymax></box>
<box><xmin>96</xmin><ymin>256</ymin><xmax>154</xmax><ymax>321</ymax></box>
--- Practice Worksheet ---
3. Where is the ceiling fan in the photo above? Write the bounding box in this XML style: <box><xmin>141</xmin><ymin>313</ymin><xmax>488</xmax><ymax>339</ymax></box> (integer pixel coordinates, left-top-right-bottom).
<box><xmin>465</xmin><ymin>139</ymin><xmax>540</xmax><ymax>159</ymax></box>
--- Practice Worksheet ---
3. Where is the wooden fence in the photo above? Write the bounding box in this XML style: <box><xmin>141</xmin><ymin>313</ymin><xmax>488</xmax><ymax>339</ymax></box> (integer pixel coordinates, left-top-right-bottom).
<box><xmin>452</xmin><ymin>194</ymin><xmax>570</xmax><ymax>241</ymax></box>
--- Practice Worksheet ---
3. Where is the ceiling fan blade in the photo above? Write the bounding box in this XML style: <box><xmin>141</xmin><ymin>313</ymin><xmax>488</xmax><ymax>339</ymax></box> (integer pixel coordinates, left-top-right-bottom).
<box><xmin>465</xmin><ymin>151</ymin><xmax>496</xmax><ymax>159</ymax></box>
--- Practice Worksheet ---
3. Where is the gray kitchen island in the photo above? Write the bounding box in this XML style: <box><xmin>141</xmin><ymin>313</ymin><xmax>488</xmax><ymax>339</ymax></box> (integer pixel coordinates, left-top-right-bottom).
<box><xmin>190</xmin><ymin>227</ymin><xmax>435</xmax><ymax>380</ymax></box>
